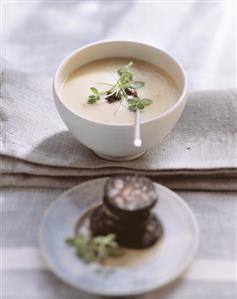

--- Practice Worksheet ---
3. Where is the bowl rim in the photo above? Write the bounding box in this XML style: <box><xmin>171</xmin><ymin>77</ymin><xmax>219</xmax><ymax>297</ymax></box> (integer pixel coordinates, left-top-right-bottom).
<box><xmin>53</xmin><ymin>40</ymin><xmax>187</xmax><ymax>128</ymax></box>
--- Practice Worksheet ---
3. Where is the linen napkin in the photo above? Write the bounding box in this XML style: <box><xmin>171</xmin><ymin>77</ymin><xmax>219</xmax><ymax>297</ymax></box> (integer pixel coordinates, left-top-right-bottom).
<box><xmin>1</xmin><ymin>69</ymin><xmax>237</xmax><ymax>190</ymax></box>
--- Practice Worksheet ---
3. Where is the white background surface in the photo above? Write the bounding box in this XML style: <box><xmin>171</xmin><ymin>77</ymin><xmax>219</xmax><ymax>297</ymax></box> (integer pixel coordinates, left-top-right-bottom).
<box><xmin>2</xmin><ymin>1</ymin><xmax>236</xmax><ymax>89</ymax></box>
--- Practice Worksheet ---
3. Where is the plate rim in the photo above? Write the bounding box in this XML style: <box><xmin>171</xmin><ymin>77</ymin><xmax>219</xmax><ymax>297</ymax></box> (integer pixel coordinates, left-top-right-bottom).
<box><xmin>40</xmin><ymin>178</ymin><xmax>200</xmax><ymax>297</ymax></box>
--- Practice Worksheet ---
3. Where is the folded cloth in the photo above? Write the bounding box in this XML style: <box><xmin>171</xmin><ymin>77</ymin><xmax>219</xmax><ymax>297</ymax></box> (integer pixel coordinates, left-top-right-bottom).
<box><xmin>1</xmin><ymin>174</ymin><xmax>237</xmax><ymax>191</ymax></box>
<box><xmin>1</xmin><ymin>70</ymin><xmax>237</xmax><ymax>189</ymax></box>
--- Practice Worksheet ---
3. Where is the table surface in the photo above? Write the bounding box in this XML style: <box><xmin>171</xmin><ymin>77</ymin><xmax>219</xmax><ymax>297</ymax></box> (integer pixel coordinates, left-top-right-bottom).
<box><xmin>2</xmin><ymin>187</ymin><xmax>237</xmax><ymax>298</ymax></box>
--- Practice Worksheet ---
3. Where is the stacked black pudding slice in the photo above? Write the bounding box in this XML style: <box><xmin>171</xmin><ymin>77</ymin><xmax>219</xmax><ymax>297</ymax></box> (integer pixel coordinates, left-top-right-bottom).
<box><xmin>90</xmin><ymin>175</ymin><xmax>163</xmax><ymax>249</ymax></box>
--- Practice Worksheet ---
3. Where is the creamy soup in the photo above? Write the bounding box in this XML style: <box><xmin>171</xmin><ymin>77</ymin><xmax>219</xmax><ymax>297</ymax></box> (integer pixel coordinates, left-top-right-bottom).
<box><xmin>61</xmin><ymin>58</ymin><xmax>179</xmax><ymax>125</ymax></box>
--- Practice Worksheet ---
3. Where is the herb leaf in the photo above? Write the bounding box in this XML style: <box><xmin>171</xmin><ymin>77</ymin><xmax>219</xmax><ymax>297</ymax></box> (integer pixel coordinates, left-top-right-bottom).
<box><xmin>129</xmin><ymin>81</ymin><xmax>145</xmax><ymax>89</ymax></box>
<box><xmin>117</xmin><ymin>62</ymin><xmax>133</xmax><ymax>85</ymax></box>
<box><xmin>117</xmin><ymin>61</ymin><xmax>133</xmax><ymax>76</ymax></box>
<box><xmin>66</xmin><ymin>233</ymin><xmax>122</xmax><ymax>264</ymax></box>
<box><xmin>90</xmin><ymin>87</ymin><xmax>99</xmax><ymax>95</ymax></box>
<box><xmin>141</xmin><ymin>98</ymin><xmax>153</xmax><ymax>106</ymax></box>
<box><xmin>127</xmin><ymin>97</ymin><xmax>153</xmax><ymax>111</ymax></box>
<box><xmin>137</xmin><ymin>102</ymin><xmax>145</xmax><ymax>110</ymax></box>
<box><xmin>88</xmin><ymin>94</ymin><xmax>100</xmax><ymax>104</ymax></box>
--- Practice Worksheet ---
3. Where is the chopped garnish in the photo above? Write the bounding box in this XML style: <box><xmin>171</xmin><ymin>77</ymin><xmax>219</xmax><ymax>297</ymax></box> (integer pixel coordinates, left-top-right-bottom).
<box><xmin>87</xmin><ymin>62</ymin><xmax>153</xmax><ymax>112</ymax></box>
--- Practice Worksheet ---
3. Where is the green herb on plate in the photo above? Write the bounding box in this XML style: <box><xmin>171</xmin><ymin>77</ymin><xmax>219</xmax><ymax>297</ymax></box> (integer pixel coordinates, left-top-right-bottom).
<box><xmin>66</xmin><ymin>233</ymin><xmax>122</xmax><ymax>263</ymax></box>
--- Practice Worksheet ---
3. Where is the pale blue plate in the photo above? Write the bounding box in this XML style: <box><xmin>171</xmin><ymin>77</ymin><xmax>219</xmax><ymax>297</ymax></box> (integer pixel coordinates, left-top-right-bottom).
<box><xmin>40</xmin><ymin>178</ymin><xmax>199</xmax><ymax>297</ymax></box>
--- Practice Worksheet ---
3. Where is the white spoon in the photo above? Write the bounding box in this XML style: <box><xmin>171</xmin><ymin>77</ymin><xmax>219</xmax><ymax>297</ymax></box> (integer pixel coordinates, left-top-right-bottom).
<box><xmin>134</xmin><ymin>110</ymin><xmax>142</xmax><ymax>147</ymax></box>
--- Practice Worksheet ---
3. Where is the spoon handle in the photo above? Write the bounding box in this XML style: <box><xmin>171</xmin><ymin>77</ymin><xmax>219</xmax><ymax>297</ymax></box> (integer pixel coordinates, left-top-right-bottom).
<box><xmin>134</xmin><ymin>110</ymin><xmax>142</xmax><ymax>147</ymax></box>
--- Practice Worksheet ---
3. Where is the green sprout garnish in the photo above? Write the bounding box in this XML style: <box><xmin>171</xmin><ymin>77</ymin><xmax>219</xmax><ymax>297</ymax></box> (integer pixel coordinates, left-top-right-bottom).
<box><xmin>66</xmin><ymin>233</ymin><xmax>122</xmax><ymax>264</ymax></box>
<box><xmin>87</xmin><ymin>62</ymin><xmax>153</xmax><ymax>112</ymax></box>
<box><xmin>127</xmin><ymin>98</ymin><xmax>153</xmax><ymax>112</ymax></box>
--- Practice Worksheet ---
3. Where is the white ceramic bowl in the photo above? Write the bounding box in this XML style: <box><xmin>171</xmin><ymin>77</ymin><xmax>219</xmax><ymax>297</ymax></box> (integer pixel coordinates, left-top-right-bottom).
<box><xmin>53</xmin><ymin>41</ymin><xmax>187</xmax><ymax>161</ymax></box>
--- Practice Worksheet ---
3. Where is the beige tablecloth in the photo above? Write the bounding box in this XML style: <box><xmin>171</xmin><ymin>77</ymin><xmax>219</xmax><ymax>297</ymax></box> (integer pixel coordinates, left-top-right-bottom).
<box><xmin>1</xmin><ymin>70</ymin><xmax>236</xmax><ymax>190</ymax></box>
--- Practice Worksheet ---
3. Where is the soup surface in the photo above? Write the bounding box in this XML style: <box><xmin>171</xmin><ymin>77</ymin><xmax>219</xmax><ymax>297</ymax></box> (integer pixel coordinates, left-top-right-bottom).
<box><xmin>61</xmin><ymin>58</ymin><xmax>179</xmax><ymax>125</ymax></box>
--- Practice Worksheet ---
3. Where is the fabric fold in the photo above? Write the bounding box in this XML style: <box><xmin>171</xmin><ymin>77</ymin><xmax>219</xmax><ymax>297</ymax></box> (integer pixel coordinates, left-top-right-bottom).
<box><xmin>1</xmin><ymin>69</ymin><xmax>237</xmax><ymax>189</ymax></box>
<box><xmin>1</xmin><ymin>174</ymin><xmax>237</xmax><ymax>191</ymax></box>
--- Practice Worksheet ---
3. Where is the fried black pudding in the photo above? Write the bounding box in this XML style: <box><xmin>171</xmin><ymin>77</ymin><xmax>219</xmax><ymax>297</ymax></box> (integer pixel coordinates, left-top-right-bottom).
<box><xmin>90</xmin><ymin>205</ymin><xmax>163</xmax><ymax>249</ymax></box>
<box><xmin>103</xmin><ymin>175</ymin><xmax>158</xmax><ymax>220</ymax></box>
<box><xmin>90</xmin><ymin>175</ymin><xmax>163</xmax><ymax>249</ymax></box>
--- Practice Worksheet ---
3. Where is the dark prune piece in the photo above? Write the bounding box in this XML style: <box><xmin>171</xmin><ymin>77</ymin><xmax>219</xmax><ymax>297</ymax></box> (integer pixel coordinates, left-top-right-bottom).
<box><xmin>125</xmin><ymin>88</ymin><xmax>138</xmax><ymax>97</ymax></box>
<box><xmin>106</xmin><ymin>92</ymin><xmax>121</xmax><ymax>103</ymax></box>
